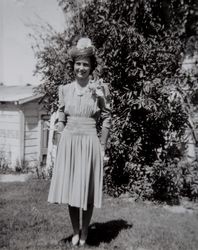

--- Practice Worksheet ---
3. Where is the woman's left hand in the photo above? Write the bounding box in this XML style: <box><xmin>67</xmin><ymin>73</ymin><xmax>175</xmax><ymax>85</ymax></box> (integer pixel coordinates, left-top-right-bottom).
<box><xmin>55</xmin><ymin>121</ymin><xmax>65</xmax><ymax>132</ymax></box>
<box><xmin>101</xmin><ymin>145</ymin><xmax>105</xmax><ymax>159</ymax></box>
<box><xmin>101</xmin><ymin>145</ymin><xmax>109</xmax><ymax>163</ymax></box>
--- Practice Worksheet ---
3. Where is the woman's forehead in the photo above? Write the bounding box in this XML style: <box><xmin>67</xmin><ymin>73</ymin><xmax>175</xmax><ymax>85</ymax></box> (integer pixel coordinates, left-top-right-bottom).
<box><xmin>75</xmin><ymin>56</ymin><xmax>91</xmax><ymax>63</ymax></box>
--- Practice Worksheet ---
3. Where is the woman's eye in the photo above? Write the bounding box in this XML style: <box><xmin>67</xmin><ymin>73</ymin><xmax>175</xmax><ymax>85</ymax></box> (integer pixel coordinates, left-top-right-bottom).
<box><xmin>75</xmin><ymin>62</ymin><xmax>90</xmax><ymax>67</ymax></box>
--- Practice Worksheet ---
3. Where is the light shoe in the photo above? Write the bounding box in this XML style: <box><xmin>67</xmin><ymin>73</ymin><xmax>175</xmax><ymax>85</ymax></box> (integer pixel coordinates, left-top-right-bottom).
<box><xmin>71</xmin><ymin>234</ymin><xmax>79</xmax><ymax>246</ymax></box>
<box><xmin>79</xmin><ymin>239</ymin><xmax>86</xmax><ymax>247</ymax></box>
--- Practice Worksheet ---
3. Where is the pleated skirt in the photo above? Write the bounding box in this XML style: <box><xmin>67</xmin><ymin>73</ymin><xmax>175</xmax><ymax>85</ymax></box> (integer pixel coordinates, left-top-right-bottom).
<box><xmin>48</xmin><ymin>116</ymin><xmax>103</xmax><ymax>210</ymax></box>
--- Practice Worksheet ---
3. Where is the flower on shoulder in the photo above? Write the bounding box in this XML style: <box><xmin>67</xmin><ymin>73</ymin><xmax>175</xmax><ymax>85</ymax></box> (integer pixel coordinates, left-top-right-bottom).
<box><xmin>89</xmin><ymin>78</ymin><xmax>104</xmax><ymax>97</ymax></box>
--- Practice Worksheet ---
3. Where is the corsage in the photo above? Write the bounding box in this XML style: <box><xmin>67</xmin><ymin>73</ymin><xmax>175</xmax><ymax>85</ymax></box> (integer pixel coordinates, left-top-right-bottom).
<box><xmin>89</xmin><ymin>78</ymin><xmax>105</xmax><ymax>98</ymax></box>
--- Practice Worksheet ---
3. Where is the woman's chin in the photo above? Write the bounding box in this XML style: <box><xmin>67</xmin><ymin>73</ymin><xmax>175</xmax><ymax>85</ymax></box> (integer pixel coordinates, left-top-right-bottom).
<box><xmin>76</xmin><ymin>75</ymin><xmax>89</xmax><ymax>81</ymax></box>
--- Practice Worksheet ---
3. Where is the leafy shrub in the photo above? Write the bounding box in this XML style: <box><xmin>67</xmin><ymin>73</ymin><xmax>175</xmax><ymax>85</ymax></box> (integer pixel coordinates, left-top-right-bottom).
<box><xmin>0</xmin><ymin>152</ymin><xmax>10</xmax><ymax>174</ymax></box>
<box><xmin>104</xmin><ymin>157</ymin><xmax>198</xmax><ymax>203</ymax></box>
<box><xmin>151</xmin><ymin>160</ymin><xmax>183</xmax><ymax>204</ymax></box>
<box><xmin>79</xmin><ymin>0</ymin><xmax>189</xmax><ymax>200</ymax></box>
<box><xmin>181</xmin><ymin>160</ymin><xmax>198</xmax><ymax>201</ymax></box>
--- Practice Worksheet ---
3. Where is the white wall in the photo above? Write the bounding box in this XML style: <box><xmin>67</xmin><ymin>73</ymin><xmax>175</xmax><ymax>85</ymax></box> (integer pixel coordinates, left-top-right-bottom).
<box><xmin>23</xmin><ymin>101</ymin><xmax>40</xmax><ymax>165</ymax></box>
<box><xmin>0</xmin><ymin>104</ymin><xmax>21</xmax><ymax>167</ymax></box>
<box><xmin>0</xmin><ymin>100</ymin><xmax>48</xmax><ymax>169</ymax></box>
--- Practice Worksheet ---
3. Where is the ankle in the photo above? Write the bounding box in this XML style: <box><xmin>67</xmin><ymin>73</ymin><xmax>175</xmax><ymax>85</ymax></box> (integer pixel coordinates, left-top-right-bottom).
<box><xmin>73</xmin><ymin>231</ymin><xmax>80</xmax><ymax>236</ymax></box>
<box><xmin>80</xmin><ymin>230</ymin><xmax>88</xmax><ymax>241</ymax></box>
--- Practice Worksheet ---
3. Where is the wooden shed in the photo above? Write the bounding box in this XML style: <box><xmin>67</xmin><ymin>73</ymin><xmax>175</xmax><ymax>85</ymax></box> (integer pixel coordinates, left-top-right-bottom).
<box><xmin>0</xmin><ymin>85</ymin><xmax>49</xmax><ymax>169</ymax></box>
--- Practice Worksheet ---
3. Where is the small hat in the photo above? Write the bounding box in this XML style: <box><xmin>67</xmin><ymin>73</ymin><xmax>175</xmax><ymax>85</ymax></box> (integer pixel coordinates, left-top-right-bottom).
<box><xmin>69</xmin><ymin>37</ymin><xmax>95</xmax><ymax>58</ymax></box>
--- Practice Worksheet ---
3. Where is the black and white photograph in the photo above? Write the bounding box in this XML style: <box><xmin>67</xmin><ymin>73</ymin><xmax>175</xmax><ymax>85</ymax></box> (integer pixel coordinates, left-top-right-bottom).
<box><xmin>0</xmin><ymin>0</ymin><xmax>198</xmax><ymax>249</ymax></box>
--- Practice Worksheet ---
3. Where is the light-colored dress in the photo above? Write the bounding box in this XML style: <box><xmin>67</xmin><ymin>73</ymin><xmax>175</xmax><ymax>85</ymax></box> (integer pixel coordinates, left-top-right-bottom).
<box><xmin>48</xmin><ymin>80</ymin><xmax>111</xmax><ymax>210</ymax></box>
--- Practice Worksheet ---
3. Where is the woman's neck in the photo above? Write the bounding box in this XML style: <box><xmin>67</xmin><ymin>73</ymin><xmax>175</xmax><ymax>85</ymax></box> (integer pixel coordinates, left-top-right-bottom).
<box><xmin>76</xmin><ymin>78</ymin><xmax>89</xmax><ymax>88</ymax></box>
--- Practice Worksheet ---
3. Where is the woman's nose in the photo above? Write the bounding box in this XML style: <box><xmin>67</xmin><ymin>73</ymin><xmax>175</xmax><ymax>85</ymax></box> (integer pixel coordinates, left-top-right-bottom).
<box><xmin>79</xmin><ymin>64</ymin><xmax>84</xmax><ymax>70</ymax></box>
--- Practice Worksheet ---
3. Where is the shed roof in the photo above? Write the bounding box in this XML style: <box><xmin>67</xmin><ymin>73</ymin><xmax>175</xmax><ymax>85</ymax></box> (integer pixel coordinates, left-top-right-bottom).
<box><xmin>0</xmin><ymin>85</ymin><xmax>43</xmax><ymax>104</ymax></box>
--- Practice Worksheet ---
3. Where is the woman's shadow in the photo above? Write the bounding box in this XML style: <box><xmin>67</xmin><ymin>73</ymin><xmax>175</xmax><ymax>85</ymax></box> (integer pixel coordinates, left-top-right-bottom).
<box><xmin>87</xmin><ymin>219</ymin><xmax>133</xmax><ymax>246</ymax></box>
<box><xmin>62</xmin><ymin>219</ymin><xmax>132</xmax><ymax>247</ymax></box>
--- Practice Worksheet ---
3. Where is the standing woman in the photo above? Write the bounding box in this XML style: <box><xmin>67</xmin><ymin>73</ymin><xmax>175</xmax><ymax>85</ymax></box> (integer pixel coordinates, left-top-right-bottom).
<box><xmin>48</xmin><ymin>37</ymin><xmax>111</xmax><ymax>246</ymax></box>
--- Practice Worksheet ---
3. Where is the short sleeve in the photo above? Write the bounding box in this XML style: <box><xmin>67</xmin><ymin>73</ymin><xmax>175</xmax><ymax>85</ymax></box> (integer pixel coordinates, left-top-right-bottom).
<box><xmin>58</xmin><ymin>85</ymin><xmax>66</xmax><ymax>122</ymax></box>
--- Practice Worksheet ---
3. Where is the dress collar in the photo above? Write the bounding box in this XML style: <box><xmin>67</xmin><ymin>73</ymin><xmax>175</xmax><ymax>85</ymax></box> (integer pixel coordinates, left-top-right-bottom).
<box><xmin>74</xmin><ymin>80</ymin><xmax>91</xmax><ymax>96</ymax></box>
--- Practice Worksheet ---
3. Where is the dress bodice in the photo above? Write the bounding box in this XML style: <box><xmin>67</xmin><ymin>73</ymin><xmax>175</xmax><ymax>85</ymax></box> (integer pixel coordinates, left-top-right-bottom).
<box><xmin>63</xmin><ymin>82</ymin><xmax>100</xmax><ymax>118</ymax></box>
<box><xmin>58</xmin><ymin>80</ymin><xmax>111</xmax><ymax>129</ymax></box>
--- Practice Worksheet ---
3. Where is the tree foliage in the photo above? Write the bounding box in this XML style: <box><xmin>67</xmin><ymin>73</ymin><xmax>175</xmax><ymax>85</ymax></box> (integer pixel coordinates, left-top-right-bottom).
<box><xmin>33</xmin><ymin>0</ymin><xmax>198</xmax><ymax>200</ymax></box>
<box><xmin>76</xmin><ymin>0</ymin><xmax>189</xmax><ymax>193</ymax></box>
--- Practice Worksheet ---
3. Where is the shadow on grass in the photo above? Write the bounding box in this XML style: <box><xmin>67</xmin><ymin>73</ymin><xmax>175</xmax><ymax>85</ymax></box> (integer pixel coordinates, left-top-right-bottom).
<box><xmin>60</xmin><ymin>219</ymin><xmax>132</xmax><ymax>247</ymax></box>
<box><xmin>87</xmin><ymin>219</ymin><xmax>133</xmax><ymax>246</ymax></box>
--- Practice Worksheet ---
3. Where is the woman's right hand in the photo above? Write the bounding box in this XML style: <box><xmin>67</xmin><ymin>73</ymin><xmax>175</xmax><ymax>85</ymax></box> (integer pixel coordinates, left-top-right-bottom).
<box><xmin>56</xmin><ymin>121</ymin><xmax>65</xmax><ymax>133</ymax></box>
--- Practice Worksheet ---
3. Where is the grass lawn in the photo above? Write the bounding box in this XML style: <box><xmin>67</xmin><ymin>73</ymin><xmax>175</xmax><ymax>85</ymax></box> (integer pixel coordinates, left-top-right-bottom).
<box><xmin>0</xmin><ymin>178</ymin><xmax>198</xmax><ymax>250</ymax></box>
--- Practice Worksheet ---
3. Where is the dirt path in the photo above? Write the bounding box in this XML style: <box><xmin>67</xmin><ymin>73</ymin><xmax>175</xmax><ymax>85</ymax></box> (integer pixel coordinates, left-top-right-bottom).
<box><xmin>0</xmin><ymin>173</ymin><xmax>33</xmax><ymax>183</ymax></box>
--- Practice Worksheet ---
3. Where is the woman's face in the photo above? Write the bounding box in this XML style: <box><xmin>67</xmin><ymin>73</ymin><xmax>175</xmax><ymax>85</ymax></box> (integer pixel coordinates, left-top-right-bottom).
<box><xmin>74</xmin><ymin>57</ymin><xmax>91</xmax><ymax>81</ymax></box>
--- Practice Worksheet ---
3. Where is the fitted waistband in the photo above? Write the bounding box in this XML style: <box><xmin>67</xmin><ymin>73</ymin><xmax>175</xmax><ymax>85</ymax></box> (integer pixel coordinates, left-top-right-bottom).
<box><xmin>65</xmin><ymin>116</ymin><xmax>97</xmax><ymax>135</ymax></box>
